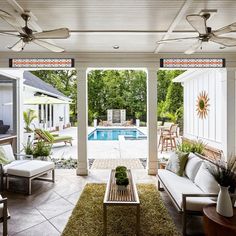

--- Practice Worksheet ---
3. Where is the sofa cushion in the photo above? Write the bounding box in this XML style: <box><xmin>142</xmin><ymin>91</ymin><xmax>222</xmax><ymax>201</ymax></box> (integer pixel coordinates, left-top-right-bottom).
<box><xmin>0</xmin><ymin>147</ymin><xmax>11</xmax><ymax>165</ymax></box>
<box><xmin>185</xmin><ymin>153</ymin><xmax>203</xmax><ymax>181</ymax></box>
<box><xmin>6</xmin><ymin>160</ymin><xmax>55</xmax><ymax>177</ymax></box>
<box><xmin>0</xmin><ymin>145</ymin><xmax>15</xmax><ymax>162</ymax></box>
<box><xmin>194</xmin><ymin>161</ymin><xmax>219</xmax><ymax>194</ymax></box>
<box><xmin>166</xmin><ymin>151</ymin><xmax>189</xmax><ymax>176</ymax></box>
<box><xmin>158</xmin><ymin>169</ymin><xmax>215</xmax><ymax>211</ymax></box>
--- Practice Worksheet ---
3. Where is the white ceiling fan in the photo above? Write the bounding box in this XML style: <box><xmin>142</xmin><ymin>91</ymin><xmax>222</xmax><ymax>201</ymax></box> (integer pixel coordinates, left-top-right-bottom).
<box><xmin>157</xmin><ymin>13</ymin><xmax>236</xmax><ymax>54</ymax></box>
<box><xmin>0</xmin><ymin>9</ymin><xmax>70</xmax><ymax>52</ymax></box>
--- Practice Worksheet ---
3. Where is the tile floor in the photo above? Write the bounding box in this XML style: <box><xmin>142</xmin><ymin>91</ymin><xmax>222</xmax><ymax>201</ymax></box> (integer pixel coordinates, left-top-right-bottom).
<box><xmin>0</xmin><ymin>169</ymin><xmax>204</xmax><ymax>236</ymax></box>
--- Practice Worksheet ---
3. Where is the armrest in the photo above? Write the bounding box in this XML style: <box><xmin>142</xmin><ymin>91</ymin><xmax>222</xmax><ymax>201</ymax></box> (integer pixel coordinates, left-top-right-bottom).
<box><xmin>14</xmin><ymin>154</ymin><xmax>33</xmax><ymax>160</ymax></box>
<box><xmin>0</xmin><ymin>197</ymin><xmax>9</xmax><ymax>220</ymax></box>
<box><xmin>182</xmin><ymin>193</ymin><xmax>236</xmax><ymax>211</ymax></box>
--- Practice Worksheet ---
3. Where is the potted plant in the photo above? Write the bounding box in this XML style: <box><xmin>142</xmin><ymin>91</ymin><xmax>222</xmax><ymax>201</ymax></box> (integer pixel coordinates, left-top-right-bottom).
<box><xmin>93</xmin><ymin>112</ymin><xmax>99</xmax><ymax>128</ymax></box>
<box><xmin>115</xmin><ymin>166</ymin><xmax>129</xmax><ymax>191</ymax></box>
<box><xmin>135</xmin><ymin>112</ymin><xmax>142</xmax><ymax>127</ymax></box>
<box><xmin>59</xmin><ymin>116</ymin><xmax>64</xmax><ymax>130</ymax></box>
<box><xmin>177</xmin><ymin>140</ymin><xmax>205</xmax><ymax>155</ymax></box>
<box><xmin>208</xmin><ymin>157</ymin><xmax>236</xmax><ymax>217</ymax></box>
<box><xmin>22</xmin><ymin>137</ymin><xmax>34</xmax><ymax>156</ymax></box>
<box><xmin>23</xmin><ymin>109</ymin><xmax>37</xmax><ymax>144</ymax></box>
<box><xmin>33</xmin><ymin>140</ymin><xmax>52</xmax><ymax>161</ymax></box>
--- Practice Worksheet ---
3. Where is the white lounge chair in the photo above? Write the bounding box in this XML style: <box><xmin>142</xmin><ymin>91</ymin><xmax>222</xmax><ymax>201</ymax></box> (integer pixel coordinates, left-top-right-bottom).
<box><xmin>0</xmin><ymin>144</ymin><xmax>55</xmax><ymax>195</ymax></box>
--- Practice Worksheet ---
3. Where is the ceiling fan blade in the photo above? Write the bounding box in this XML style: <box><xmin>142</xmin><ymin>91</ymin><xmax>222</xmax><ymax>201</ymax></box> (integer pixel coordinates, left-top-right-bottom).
<box><xmin>0</xmin><ymin>10</ymin><xmax>25</xmax><ymax>34</ymax></box>
<box><xmin>210</xmin><ymin>34</ymin><xmax>236</xmax><ymax>47</ymax></box>
<box><xmin>33</xmin><ymin>28</ymin><xmax>70</xmax><ymax>39</ymax></box>
<box><xmin>186</xmin><ymin>14</ymin><xmax>207</xmax><ymax>35</ymax></box>
<box><xmin>0</xmin><ymin>31</ymin><xmax>20</xmax><ymax>37</ymax></box>
<box><xmin>157</xmin><ymin>37</ymin><xmax>198</xmax><ymax>44</ymax></box>
<box><xmin>33</xmin><ymin>39</ymin><xmax>65</xmax><ymax>52</ymax></box>
<box><xmin>8</xmin><ymin>39</ymin><xmax>25</xmax><ymax>51</ymax></box>
<box><xmin>184</xmin><ymin>40</ymin><xmax>202</xmax><ymax>54</ymax></box>
<box><xmin>213</xmin><ymin>22</ymin><xmax>236</xmax><ymax>36</ymax></box>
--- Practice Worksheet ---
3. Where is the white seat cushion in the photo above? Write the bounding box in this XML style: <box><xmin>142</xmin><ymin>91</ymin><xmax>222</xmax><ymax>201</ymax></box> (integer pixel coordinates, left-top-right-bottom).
<box><xmin>185</xmin><ymin>153</ymin><xmax>203</xmax><ymax>181</ymax></box>
<box><xmin>3</xmin><ymin>160</ymin><xmax>30</xmax><ymax>173</ymax></box>
<box><xmin>158</xmin><ymin>169</ymin><xmax>215</xmax><ymax>211</ymax></box>
<box><xmin>6</xmin><ymin>160</ymin><xmax>54</xmax><ymax>177</ymax></box>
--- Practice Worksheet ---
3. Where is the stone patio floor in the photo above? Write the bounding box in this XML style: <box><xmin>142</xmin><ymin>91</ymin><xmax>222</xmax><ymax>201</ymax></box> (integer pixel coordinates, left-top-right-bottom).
<box><xmin>1</xmin><ymin>169</ymin><xmax>204</xmax><ymax>236</ymax></box>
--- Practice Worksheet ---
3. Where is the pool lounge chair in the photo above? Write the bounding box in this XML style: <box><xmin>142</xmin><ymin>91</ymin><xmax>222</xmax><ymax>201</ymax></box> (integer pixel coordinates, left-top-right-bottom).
<box><xmin>35</xmin><ymin>129</ymin><xmax>73</xmax><ymax>146</ymax></box>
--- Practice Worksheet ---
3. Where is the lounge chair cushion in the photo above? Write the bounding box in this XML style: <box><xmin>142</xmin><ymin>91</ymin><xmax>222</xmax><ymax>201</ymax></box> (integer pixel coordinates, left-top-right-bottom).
<box><xmin>0</xmin><ymin>145</ymin><xmax>15</xmax><ymax>162</ymax></box>
<box><xmin>6</xmin><ymin>160</ymin><xmax>54</xmax><ymax>177</ymax></box>
<box><xmin>158</xmin><ymin>169</ymin><xmax>215</xmax><ymax>211</ymax></box>
<box><xmin>42</xmin><ymin>130</ymin><xmax>54</xmax><ymax>142</ymax></box>
<box><xmin>54</xmin><ymin>136</ymin><xmax>72</xmax><ymax>142</ymax></box>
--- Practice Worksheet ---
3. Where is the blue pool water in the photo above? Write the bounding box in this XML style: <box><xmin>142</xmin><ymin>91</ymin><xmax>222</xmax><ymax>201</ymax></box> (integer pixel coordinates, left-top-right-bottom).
<box><xmin>88</xmin><ymin>128</ymin><xmax>145</xmax><ymax>141</ymax></box>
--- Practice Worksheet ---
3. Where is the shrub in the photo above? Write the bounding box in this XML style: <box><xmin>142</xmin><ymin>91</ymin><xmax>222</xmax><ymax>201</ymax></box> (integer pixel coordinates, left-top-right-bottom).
<box><xmin>33</xmin><ymin>141</ymin><xmax>52</xmax><ymax>158</ymax></box>
<box><xmin>177</xmin><ymin>140</ymin><xmax>205</xmax><ymax>155</ymax></box>
<box><xmin>115</xmin><ymin>171</ymin><xmax>127</xmax><ymax>178</ymax></box>
<box><xmin>116</xmin><ymin>176</ymin><xmax>129</xmax><ymax>186</ymax></box>
<box><xmin>115</xmin><ymin>166</ymin><xmax>127</xmax><ymax>172</ymax></box>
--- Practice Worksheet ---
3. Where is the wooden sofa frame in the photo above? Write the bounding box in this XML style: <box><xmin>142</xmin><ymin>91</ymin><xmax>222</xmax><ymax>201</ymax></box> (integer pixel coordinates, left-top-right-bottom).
<box><xmin>0</xmin><ymin>197</ymin><xmax>9</xmax><ymax>236</ymax></box>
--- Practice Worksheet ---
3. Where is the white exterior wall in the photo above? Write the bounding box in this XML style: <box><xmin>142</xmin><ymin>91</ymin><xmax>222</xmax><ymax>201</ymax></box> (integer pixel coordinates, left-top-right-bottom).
<box><xmin>183</xmin><ymin>69</ymin><xmax>226</xmax><ymax>151</ymax></box>
<box><xmin>23</xmin><ymin>86</ymin><xmax>39</xmax><ymax>128</ymax></box>
<box><xmin>23</xmin><ymin>85</ymin><xmax>70</xmax><ymax>130</ymax></box>
<box><xmin>0</xmin><ymin>84</ymin><xmax>13</xmax><ymax>129</ymax></box>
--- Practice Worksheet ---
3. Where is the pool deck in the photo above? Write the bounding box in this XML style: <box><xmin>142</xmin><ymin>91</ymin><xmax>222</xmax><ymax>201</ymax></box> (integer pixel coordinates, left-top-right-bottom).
<box><xmin>51</xmin><ymin>126</ymin><xmax>172</xmax><ymax>160</ymax></box>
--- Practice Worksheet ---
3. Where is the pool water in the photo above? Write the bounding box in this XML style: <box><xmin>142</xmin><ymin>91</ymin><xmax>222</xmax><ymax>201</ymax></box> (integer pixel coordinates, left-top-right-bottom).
<box><xmin>88</xmin><ymin>128</ymin><xmax>145</xmax><ymax>141</ymax></box>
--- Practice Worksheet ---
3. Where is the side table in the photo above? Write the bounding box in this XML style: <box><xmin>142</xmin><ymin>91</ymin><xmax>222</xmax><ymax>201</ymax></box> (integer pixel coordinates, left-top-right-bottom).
<box><xmin>203</xmin><ymin>204</ymin><xmax>236</xmax><ymax>236</ymax></box>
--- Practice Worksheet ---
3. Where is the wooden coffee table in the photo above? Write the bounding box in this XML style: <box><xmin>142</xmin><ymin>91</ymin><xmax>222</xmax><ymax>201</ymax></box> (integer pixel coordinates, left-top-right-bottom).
<box><xmin>203</xmin><ymin>204</ymin><xmax>236</xmax><ymax>236</ymax></box>
<box><xmin>103</xmin><ymin>169</ymin><xmax>140</xmax><ymax>236</ymax></box>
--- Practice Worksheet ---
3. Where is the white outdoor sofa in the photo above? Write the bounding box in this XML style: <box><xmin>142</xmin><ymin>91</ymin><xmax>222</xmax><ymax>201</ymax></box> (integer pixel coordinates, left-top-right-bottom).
<box><xmin>0</xmin><ymin>144</ymin><xmax>55</xmax><ymax>195</ymax></box>
<box><xmin>158</xmin><ymin>152</ymin><xmax>221</xmax><ymax>236</ymax></box>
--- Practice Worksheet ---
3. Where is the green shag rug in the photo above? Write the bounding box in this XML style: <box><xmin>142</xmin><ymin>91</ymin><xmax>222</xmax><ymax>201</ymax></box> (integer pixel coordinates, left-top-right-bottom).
<box><xmin>62</xmin><ymin>183</ymin><xmax>180</xmax><ymax>236</ymax></box>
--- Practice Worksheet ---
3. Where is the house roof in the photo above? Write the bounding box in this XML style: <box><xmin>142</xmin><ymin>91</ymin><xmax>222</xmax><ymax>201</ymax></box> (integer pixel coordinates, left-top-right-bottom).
<box><xmin>23</xmin><ymin>71</ymin><xmax>69</xmax><ymax>100</ymax></box>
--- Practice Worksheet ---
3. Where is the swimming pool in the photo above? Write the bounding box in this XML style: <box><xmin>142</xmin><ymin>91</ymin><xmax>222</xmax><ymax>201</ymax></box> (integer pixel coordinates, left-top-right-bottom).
<box><xmin>88</xmin><ymin>128</ymin><xmax>146</xmax><ymax>141</ymax></box>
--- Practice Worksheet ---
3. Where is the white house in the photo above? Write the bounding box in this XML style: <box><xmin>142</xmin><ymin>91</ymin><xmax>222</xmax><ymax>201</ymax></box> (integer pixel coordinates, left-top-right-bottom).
<box><xmin>173</xmin><ymin>68</ymin><xmax>231</xmax><ymax>157</ymax></box>
<box><xmin>0</xmin><ymin>71</ymin><xmax>71</xmax><ymax>135</ymax></box>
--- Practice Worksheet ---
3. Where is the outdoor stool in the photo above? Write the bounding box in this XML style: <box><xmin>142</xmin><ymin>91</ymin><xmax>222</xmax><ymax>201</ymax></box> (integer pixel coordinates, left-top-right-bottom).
<box><xmin>5</xmin><ymin>160</ymin><xmax>55</xmax><ymax>195</ymax></box>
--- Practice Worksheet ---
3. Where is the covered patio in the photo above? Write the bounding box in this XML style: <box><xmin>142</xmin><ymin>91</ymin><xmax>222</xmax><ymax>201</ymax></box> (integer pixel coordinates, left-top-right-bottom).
<box><xmin>0</xmin><ymin>0</ymin><xmax>236</xmax><ymax>235</ymax></box>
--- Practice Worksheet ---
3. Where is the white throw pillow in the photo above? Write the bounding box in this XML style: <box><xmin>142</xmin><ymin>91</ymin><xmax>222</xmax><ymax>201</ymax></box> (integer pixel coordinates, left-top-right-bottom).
<box><xmin>185</xmin><ymin>153</ymin><xmax>203</xmax><ymax>181</ymax></box>
<box><xmin>194</xmin><ymin>161</ymin><xmax>219</xmax><ymax>193</ymax></box>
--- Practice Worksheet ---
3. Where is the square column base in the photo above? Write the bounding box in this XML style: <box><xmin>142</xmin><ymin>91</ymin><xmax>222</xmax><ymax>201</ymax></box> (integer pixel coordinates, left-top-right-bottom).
<box><xmin>147</xmin><ymin>161</ymin><xmax>158</xmax><ymax>175</ymax></box>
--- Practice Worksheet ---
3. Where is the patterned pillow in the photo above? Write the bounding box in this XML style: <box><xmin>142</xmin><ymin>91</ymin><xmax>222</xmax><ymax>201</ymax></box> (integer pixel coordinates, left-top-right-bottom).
<box><xmin>166</xmin><ymin>151</ymin><xmax>189</xmax><ymax>176</ymax></box>
<box><xmin>0</xmin><ymin>146</ymin><xmax>11</xmax><ymax>165</ymax></box>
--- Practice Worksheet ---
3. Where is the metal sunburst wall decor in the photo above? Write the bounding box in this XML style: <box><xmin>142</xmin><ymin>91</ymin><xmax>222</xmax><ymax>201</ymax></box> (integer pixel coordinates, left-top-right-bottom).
<box><xmin>196</xmin><ymin>91</ymin><xmax>210</xmax><ymax>119</ymax></box>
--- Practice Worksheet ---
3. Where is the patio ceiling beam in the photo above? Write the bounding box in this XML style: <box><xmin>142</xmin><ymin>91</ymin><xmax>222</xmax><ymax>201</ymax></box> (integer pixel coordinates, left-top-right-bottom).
<box><xmin>154</xmin><ymin>0</ymin><xmax>193</xmax><ymax>53</ymax></box>
<box><xmin>0</xmin><ymin>30</ymin><xmax>199</xmax><ymax>34</ymax></box>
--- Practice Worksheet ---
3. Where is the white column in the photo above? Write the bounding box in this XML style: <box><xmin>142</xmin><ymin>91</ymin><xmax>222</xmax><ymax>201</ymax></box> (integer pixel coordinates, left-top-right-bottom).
<box><xmin>222</xmin><ymin>69</ymin><xmax>236</xmax><ymax>160</ymax></box>
<box><xmin>147</xmin><ymin>68</ymin><xmax>158</xmax><ymax>175</ymax></box>
<box><xmin>76</xmin><ymin>68</ymin><xmax>88</xmax><ymax>175</ymax></box>
<box><xmin>17</xmin><ymin>71</ymin><xmax>24</xmax><ymax>152</ymax></box>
